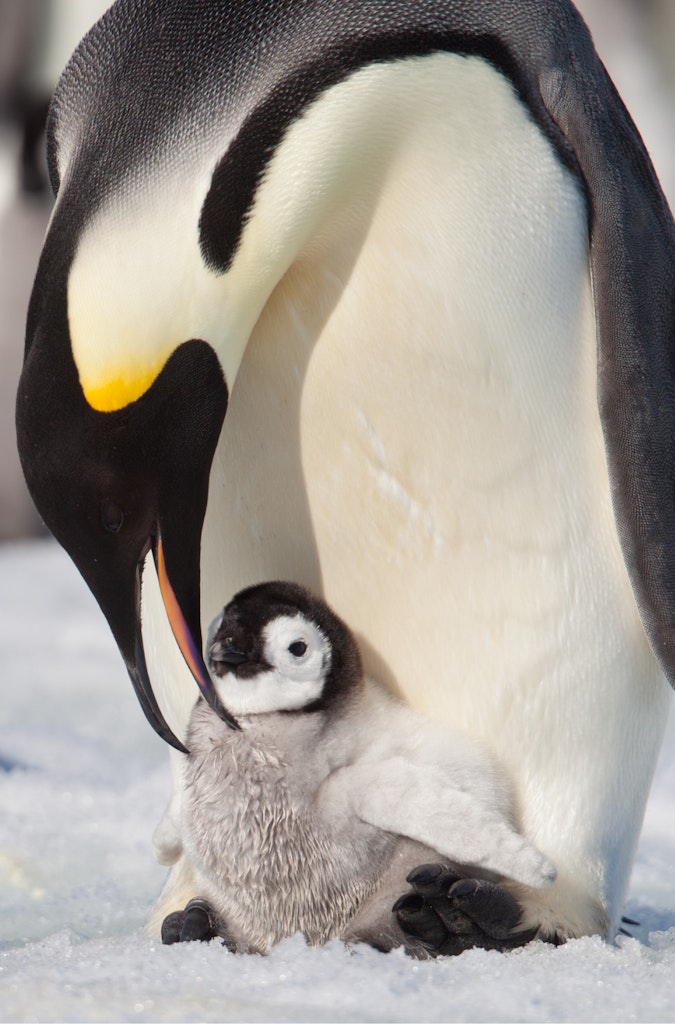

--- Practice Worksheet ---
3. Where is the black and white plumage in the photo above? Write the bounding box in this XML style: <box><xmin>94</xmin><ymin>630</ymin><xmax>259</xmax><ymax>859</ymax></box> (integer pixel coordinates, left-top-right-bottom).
<box><xmin>171</xmin><ymin>582</ymin><xmax>555</xmax><ymax>954</ymax></box>
<box><xmin>15</xmin><ymin>0</ymin><xmax>674</xmax><ymax>946</ymax></box>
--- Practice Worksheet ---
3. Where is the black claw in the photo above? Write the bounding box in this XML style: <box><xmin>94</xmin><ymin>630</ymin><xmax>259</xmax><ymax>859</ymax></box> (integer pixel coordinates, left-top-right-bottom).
<box><xmin>393</xmin><ymin>893</ymin><xmax>448</xmax><ymax>950</ymax></box>
<box><xmin>392</xmin><ymin>892</ymin><xmax>423</xmax><ymax>915</ymax></box>
<box><xmin>447</xmin><ymin>878</ymin><xmax>479</xmax><ymax>899</ymax></box>
<box><xmin>447</xmin><ymin>878</ymin><xmax>522</xmax><ymax>938</ymax></box>
<box><xmin>405</xmin><ymin>863</ymin><xmax>462</xmax><ymax>897</ymax></box>
<box><xmin>406</xmin><ymin>863</ymin><xmax>444</xmax><ymax>886</ymax></box>
<box><xmin>161</xmin><ymin>910</ymin><xmax>186</xmax><ymax>945</ymax></box>
<box><xmin>621</xmin><ymin>916</ymin><xmax>640</xmax><ymax>927</ymax></box>
<box><xmin>180</xmin><ymin>899</ymin><xmax>218</xmax><ymax>942</ymax></box>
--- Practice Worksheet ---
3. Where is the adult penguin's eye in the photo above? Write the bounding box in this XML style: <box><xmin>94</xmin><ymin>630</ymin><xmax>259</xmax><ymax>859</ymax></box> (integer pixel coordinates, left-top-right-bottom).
<box><xmin>101</xmin><ymin>499</ymin><xmax>125</xmax><ymax>534</ymax></box>
<box><xmin>288</xmin><ymin>640</ymin><xmax>308</xmax><ymax>658</ymax></box>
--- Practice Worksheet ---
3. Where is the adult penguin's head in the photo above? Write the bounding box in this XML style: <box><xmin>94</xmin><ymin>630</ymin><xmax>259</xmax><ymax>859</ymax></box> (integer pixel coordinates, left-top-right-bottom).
<box><xmin>17</xmin><ymin>217</ymin><xmax>237</xmax><ymax>750</ymax></box>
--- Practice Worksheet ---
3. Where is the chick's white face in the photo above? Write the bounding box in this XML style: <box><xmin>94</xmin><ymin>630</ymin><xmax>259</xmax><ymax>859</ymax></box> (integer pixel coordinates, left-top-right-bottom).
<box><xmin>209</xmin><ymin>612</ymin><xmax>332</xmax><ymax>715</ymax></box>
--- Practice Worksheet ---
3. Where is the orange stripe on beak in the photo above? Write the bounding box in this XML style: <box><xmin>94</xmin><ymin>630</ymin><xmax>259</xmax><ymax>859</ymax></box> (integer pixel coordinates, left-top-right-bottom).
<box><xmin>154</xmin><ymin>537</ymin><xmax>240</xmax><ymax>730</ymax></box>
<box><xmin>155</xmin><ymin>537</ymin><xmax>209</xmax><ymax>690</ymax></box>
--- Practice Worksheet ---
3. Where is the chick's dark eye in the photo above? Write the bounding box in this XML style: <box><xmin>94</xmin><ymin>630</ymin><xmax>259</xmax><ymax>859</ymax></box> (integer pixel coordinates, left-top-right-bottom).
<box><xmin>101</xmin><ymin>499</ymin><xmax>125</xmax><ymax>534</ymax></box>
<box><xmin>288</xmin><ymin>640</ymin><xmax>308</xmax><ymax>658</ymax></box>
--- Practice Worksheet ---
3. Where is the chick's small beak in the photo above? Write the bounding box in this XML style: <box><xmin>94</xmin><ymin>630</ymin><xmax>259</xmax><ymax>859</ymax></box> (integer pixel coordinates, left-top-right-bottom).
<box><xmin>209</xmin><ymin>641</ymin><xmax>249</xmax><ymax>667</ymax></box>
<box><xmin>153</xmin><ymin>536</ymin><xmax>240</xmax><ymax>731</ymax></box>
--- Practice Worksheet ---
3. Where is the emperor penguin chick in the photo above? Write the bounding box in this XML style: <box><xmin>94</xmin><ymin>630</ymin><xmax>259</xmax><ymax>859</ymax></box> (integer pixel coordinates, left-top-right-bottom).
<box><xmin>176</xmin><ymin>582</ymin><xmax>556</xmax><ymax>955</ymax></box>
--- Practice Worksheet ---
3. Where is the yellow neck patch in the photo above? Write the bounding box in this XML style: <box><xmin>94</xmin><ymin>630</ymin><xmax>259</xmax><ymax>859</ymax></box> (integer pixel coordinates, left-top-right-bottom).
<box><xmin>82</xmin><ymin>357</ymin><xmax>169</xmax><ymax>413</ymax></box>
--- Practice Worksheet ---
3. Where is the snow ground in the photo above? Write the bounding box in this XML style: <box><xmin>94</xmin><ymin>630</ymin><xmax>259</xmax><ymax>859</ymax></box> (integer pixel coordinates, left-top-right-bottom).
<box><xmin>0</xmin><ymin>540</ymin><xmax>673</xmax><ymax>1024</ymax></box>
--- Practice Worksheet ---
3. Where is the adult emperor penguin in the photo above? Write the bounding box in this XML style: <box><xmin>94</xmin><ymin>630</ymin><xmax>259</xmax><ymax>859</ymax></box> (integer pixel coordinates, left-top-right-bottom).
<box><xmin>167</xmin><ymin>581</ymin><xmax>555</xmax><ymax>954</ymax></box>
<box><xmin>16</xmin><ymin>0</ymin><xmax>675</xmax><ymax>948</ymax></box>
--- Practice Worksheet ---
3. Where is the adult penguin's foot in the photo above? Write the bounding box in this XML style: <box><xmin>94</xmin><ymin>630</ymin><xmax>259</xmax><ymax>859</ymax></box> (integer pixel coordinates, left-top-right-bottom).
<box><xmin>161</xmin><ymin>899</ymin><xmax>219</xmax><ymax>944</ymax></box>
<box><xmin>393</xmin><ymin>863</ymin><xmax>540</xmax><ymax>957</ymax></box>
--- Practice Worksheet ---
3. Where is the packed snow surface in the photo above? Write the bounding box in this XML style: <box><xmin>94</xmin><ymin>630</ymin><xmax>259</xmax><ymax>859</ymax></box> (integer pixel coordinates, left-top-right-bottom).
<box><xmin>0</xmin><ymin>540</ymin><xmax>673</xmax><ymax>1023</ymax></box>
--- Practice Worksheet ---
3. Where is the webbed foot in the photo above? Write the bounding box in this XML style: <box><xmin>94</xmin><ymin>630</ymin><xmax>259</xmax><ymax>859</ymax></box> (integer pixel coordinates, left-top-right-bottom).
<box><xmin>161</xmin><ymin>898</ymin><xmax>219</xmax><ymax>944</ymax></box>
<box><xmin>393</xmin><ymin>863</ymin><xmax>538</xmax><ymax>957</ymax></box>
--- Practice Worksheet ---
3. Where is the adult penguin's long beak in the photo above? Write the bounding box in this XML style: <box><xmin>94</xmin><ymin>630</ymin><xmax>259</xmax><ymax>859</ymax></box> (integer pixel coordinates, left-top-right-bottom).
<box><xmin>130</xmin><ymin>556</ymin><xmax>190</xmax><ymax>753</ymax></box>
<box><xmin>127</xmin><ymin>535</ymin><xmax>240</xmax><ymax>752</ymax></box>
<box><xmin>149</xmin><ymin>534</ymin><xmax>240</xmax><ymax>737</ymax></box>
